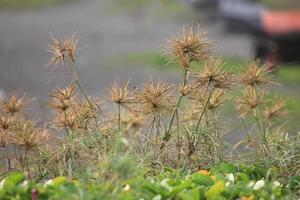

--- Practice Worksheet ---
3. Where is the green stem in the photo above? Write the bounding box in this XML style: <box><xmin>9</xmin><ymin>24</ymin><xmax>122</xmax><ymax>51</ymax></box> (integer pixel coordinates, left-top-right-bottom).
<box><xmin>164</xmin><ymin>69</ymin><xmax>189</xmax><ymax>141</ymax></box>
<box><xmin>194</xmin><ymin>86</ymin><xmax>214</xmax><ymax>134</ymax></box>
<box><xmin>117</xmin><ymin>103</ymin><xmax>121</xmax><ymax>131</ymax></box>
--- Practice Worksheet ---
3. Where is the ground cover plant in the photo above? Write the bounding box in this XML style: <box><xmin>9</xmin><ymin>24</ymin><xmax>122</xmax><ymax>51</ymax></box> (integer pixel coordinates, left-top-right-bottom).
<box><xmin>0</xmin><ymin>25</ymin><xmax>299</xmax><ymax>199</ymax></box>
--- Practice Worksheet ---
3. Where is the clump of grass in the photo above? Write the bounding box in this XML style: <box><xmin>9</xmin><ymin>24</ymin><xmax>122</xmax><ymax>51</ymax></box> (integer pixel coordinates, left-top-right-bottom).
<box><xmin>0</xmin><ymin>25</ymin><xmax>299</xmax><ymax>185</ymax></box>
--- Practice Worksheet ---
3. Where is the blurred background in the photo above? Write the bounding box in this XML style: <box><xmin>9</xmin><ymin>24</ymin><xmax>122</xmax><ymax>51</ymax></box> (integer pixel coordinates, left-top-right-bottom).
<box><xmin>0</xmin><ymin>0</ymin><xmax>299</xmax><ymax>132</ymax></box>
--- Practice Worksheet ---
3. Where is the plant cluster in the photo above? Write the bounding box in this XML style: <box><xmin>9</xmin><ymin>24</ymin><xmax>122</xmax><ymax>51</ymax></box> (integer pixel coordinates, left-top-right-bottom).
<box><xmin>0</xmin><ymin>25</ymin><xmax>299</xmax><ymax>199</ymax></box>
<box><xmin>0</xmin><ymin>163</ymin><xmax>299</xmax><ymax>200</ymax></box>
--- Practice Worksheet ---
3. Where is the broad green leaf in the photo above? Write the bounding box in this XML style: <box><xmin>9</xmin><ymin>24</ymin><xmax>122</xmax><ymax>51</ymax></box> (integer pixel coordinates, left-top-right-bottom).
<box><xmin>192</xmin><ymin>173</ymin><xmax>214</xmax><ymax>186</ymax></box>
<box><xmin>205</xmin><ymin>181</ymin><xmax>225</xmax><ymax>200</ymax></box>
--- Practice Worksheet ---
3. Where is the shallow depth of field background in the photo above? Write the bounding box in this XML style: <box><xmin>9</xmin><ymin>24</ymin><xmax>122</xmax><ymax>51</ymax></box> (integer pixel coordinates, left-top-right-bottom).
<box><xmin>0</xmin><ymin>0</ymin><xmax>299</xmax><ymax>133</ymax></box>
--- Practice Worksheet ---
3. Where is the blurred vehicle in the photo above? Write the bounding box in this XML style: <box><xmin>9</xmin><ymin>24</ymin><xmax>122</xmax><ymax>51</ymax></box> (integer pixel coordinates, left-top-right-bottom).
<box><xmin>188</xmin><ymin>0</ymin><xmax>300</xmax><ymax>64</ymax></box>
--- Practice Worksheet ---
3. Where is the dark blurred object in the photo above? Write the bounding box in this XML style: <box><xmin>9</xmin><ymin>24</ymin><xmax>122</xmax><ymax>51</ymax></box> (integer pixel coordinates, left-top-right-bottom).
<box><xmin>185</xmin><ymin>0</ymin><xmax>218</xmax><ymax>8</ymax></box>
<box><xmin>187</xmin><ymin>0</ymin><xmax>300</xmax><ymax>63</ymax></box>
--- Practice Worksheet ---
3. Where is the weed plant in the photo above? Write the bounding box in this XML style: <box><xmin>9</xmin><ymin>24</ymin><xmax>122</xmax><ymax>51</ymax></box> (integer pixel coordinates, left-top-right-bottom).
<box><xmin>0</xmin><ymin>25</ymin><xmax>299</xmax><ymax>189</ymax></box>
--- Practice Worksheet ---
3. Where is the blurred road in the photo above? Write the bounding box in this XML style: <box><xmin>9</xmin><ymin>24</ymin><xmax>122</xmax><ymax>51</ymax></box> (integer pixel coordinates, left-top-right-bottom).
<box><xmin>0</xmin><ymin>0</ymin><xmax>252</xmax><ymax>117</ymax></box>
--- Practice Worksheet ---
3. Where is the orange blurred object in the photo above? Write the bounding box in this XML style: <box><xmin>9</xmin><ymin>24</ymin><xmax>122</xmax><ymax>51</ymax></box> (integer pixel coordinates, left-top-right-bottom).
<box><xmin>198</xmin><ymin>169</ymin><xmax>210</xmax><ymax>175</ymax></box>
<box><xmin>262</xmin><ymin>10</ymin><xmax>300</xmax><ymax>35</ymax></box>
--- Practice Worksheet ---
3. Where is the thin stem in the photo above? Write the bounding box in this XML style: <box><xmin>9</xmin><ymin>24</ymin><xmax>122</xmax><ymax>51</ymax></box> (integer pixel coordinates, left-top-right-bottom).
<box><xmin>241</xmin><ymin>118</ymin><xmax>251</xmax><ymax>142</ymax></box>
<box><xmin>194</xmin><ymin>86</ymin><xmax>214</xmax><ymax>134</ymax></box>
<box><xmin>164</xmin><ymin>69</ymin><xmax>189</xmax><ymax>141</ymax></box>
<box><xmin>117</xmin><ymin>103</ymin><xmax>121</xmax><ymax>131</ymax></box>
<box><xmin>69</xmin><ymin>61</ymin><xmax>102</xmax><ymax>138</ymax></box>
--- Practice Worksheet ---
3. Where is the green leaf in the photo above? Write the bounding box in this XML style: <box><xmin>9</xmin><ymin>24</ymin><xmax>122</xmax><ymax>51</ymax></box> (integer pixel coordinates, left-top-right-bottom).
<box><xmin>178</xmin><ymin>187</ymin><xmax>201</xmax><ymax>200</ymax></box>
<box><xmin>211</xmin><ymin>163</ymin><xmax>237</xmax><ymax>174</ymax></box>
<box><xmin>169</xmin><ymin>180</ymin><xmax>192</xmax><ymax>197</ymax></box>
<box><xmin>5</xmin><ymin>173</ymin><xmax>25</xmax><ymax>185</ymax></box>
<box><xmin>142</xmin><ymin>182</ymin><xmax>169</xmax><ymax>197</ymax></box>
<box><xmin>205</xmin><ymin>181</ymin><xmax>225</xmax><ymax>200</ymax></box>
<box><xmin>288</xmin><ymin>176</ymin><xmax>300</xmax><ymax>190</ymax></box>
<box><xmin>51</xmin><ymin>176</ymin><xmax>68</xmax><ymax>186</ymax></box>
<box><xmin>192</xmin><ymin>173</ymin><xmax>214</xmax><ymax>186</ymax></box>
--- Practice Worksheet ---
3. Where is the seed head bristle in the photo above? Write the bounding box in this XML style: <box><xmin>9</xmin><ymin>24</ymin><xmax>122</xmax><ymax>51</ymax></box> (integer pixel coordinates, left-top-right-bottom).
<box><xmin>49</xmin><ymin>84</ymin><xmax>77</xmax><ymax>112</ymax></box>
<box><xmin>207</xmin><ymin>90</ymin><xmax>225</xmax><ymax>111</ymax></box>
<box><xmin>0</xmin><ymin>93</ymin><xmax>33</xmax><ymax>116</ymax></box>
<box><xmin>240</xmin><ymin>60</ymin><xmax>274</xmax><ymax>87</ymax></box>
<box><xmin>48</xmin><ymin>33</ymin><xmax>79</xmax><ymax>66</ymax></box>
<box><xmin>168</xmin><ymin>25</ymin><xmax>212</xmax><ymax>69</ymax></box>
<box><xmin>109</xmin><ymin>80</ymin><xmax>135</xmax><ymax>109</ymax></box>
<box><xmin>264</xmin><ymin>98</ymin><xmax>287</xmax><ymax>120</ymax></box>
<box><xmin>191</xmin><ymin>57</ymin><xmax>234</xmax><ymax>89</ymax></box>
<box><xmin>137</xmin><ymin>79</ymin><xmax>173</xmax><ymax>116</ymax></box>
<box><xmin>236</xmin><ymin>87</ymin><xmax>266</xmax><ymax>119</ymax></box>
<box><xmin>13</xmin><ymin>120</ymin><xmax>49</xmax><ymax>151</ymax></box>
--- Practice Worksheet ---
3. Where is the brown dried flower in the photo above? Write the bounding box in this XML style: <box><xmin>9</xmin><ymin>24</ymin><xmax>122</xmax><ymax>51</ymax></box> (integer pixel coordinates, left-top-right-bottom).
<box><xmin>207</xmin><ymin>90</ymin><xmax>225</xmax><ymax>111</ymax></box>
<box><xmin>54</xmin><ymin>111</ymin><xmax>77</xmax><ymax>130</ymax></box>
<box><xmin>0</xmin><ymin>115</ymin><xmax>16</xmax><ymax>131</ymax></box>
<box><xmin>13</xmin><ymin>121</ymin><xmax>49</xmax><ymax>151</ymax></box>
<box><xmin>192</xmin><ymin>57</ymin><xmax>234</xmax><ymax>89</ymax></box>
<box><xmin>178</xmin><ymin>83</ymin><xmax>193</xmax><ymax>96</ymax></box>
<box><xmin>240</xmin><ymin>60</ymin><xmax>274</xmax><ymax>87</ymax></box>
<box><xmin>264</xmin><ymin>98</ymin><xmax>287</xmax><ymax>120</ymax></box>
<box><xmin>0</xmin><ymin>94</ymin><xmax>32</xmax><ymax>116</ymax></box>
<box><xmin>137</xmin><ymin>79</ymin><xmax>173</xmax><ymax>116</ymax></box>
<box><xmin>49</xmin><ymin>84</ymin><xmax>76</xmax><ymax>112</ymax></box>
<box><xmin>48</xmin><ymin>33</ymin><xmax>78</xmax><ymax>66</ymax></box>
<box><xmin>236</xmin><ymin>87</ymin><xmax>266</xmax><ymax>118</ymax></box>
<box><xmin>109</xmin><ymin>80</ymin><xmax>135</xmax><ymax>109</ymax></box>
<box><xmin>168</xmin><ymin>25</ymin><xmax>212</xmax><ymax>68</ymax></box>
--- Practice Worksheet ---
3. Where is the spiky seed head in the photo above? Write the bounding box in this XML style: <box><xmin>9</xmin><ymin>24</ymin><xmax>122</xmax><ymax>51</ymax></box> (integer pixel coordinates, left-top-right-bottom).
<box><xmin>48</xmin><ymin>33</ymin><xmax>78</xmax><ymax>66</ymax></box>
<box><xmin>207</xmin><ymin>90</ymin><xmax>225</xmax><ymax>111</ymax></box>
<box><xmin>264</xmin><ymin>98</ymin><xmax>287</xmax><ymax>120</ymax></box>
<box><xmin>137</xmin><ymin>79</ymin><xmax>173</xmax><ymax>116</ymax></box>
<box><xmin>0</xmin><ymin>130</ymin><xmax>10</xmax><ymax>148</ymax></box>
<box><xmin>0</xmin><ymin>93</ymin><xmax>33</xmax><ymax>116</ymax></box>
<box><xmin>178</xmin><ymin>83</ymin><xmax>193</xmax><ymax>96</ymax></box>
<box><xmin>0</xmin><ymin>115</ymin><xmax>16</xmax><ymax>131</ymax></box>
<box><xmin>168</xmin><ymin>25</ymin><xmax>212</xmax><ymax>69</ymax></box>
<box><xmin>13</xmin><ymin>121</ymin><xmax>49</xmax><ymax>151</ymax></box>
<box><xmin>240</xmin><ymin>60</ymin><xmax>274</xmax><ymax>87</ymax></box>
<box><xmin>122</xmin><ymin>112</ymin><xmax>144</xmax><ymax>132</ymax></box>
<box><xmin>236</xmin><ymin>87</ymin><xmax>266</xmax><ymax>118</ymax></box>
<box><xmin>54</xmin><ymin>111</ymin><xmax>77</xmax><ymax>130</ymax></box>
<box><xmin>191</xmin><ymin>57</ymin><xmax>234</xmax><ymax>89</ymax></box>
<box><xmin>49</xmin><ymin>84</ymin><xmax>76</xmax><ymax>112</ymax></box>
<box><xmin>109</xmin><ymin>80</ymin><xmax>135</xmax><ymax>109</ymax></box>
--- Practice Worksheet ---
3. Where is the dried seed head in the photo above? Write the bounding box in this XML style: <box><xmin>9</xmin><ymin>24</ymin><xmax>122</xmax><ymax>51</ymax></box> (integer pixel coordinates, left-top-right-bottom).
<box><xmin>207</xmin><ymin>90</ymin><xmax>225</xmax><ymax>111</ymax></box>
<box><xmin>13</xmin><ymin>121</ymin><xmax>49</xmax><ymax>151</ymax></box>
<box><xmin>178</xmin><ymin>83</ymin><xmax>193</xmax><ymax>96</ymax></box>
<box><xmin>0</xmin><ymin>130</ymin><xmax>10</xmax><ymax>148</ymax></box>
<box><xmin>168</xmin><ymin>25</ymin><xmax>212</xmax><ymax>69</ymax></box>
<box><xmin>0</xmin><ymin>115</ymin><xmax>16</xmax><ymax>131</ymax></box>
<box><xmin>48</xmin><ymin>33</ymin><xmax>78</xmax><ymax>66</ymax></box>
<box><xmin>49</xmin><ymin>84</ymin><xmax>76</xmax><ymax>112</ymax></box>
<box><xmin>122</xmin><ymin>112</ymin><xmax>144</xmax><ymax>132</ymax></box>
<box><xmin>0</xmin><ymin>93</ymin><xmax>33</xmax><ymax>116</ymax></box>
<box><xmin>137</xmin><ymin>79</ymin><xmax>173</xmax><ymax>116</ymax></box>
<box><xmin>109</xmin><ymin>80</ymin><xmax>135</xmax><ymax>109</ymax></box>
<box><xmin>264</xmin><ymin>98</ymin><xmax>287</xmax><ymax>120</ymax></box>
<box><xmin>240</xmin><ymin>60</ymin><xmax>274</xmax><ymax>87</ymax></box>
<box><xmin>236</xmin><ymin>87</ymin><xmax>266</xmax><ymax>118</ymax></box>
<box><xmin>54</xmin><ymin>111</ymin><xmax>77</xmax><ymax>130</ymax></box>
<box><xmin>192</xmin><ymin>57</ymin><xmax>234</xmax><ymax>89</ymax></box>
<box><xmin>75</xmin><ymin>100</ymin><xmax>98</xmax><ymax>131</ymax></box>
